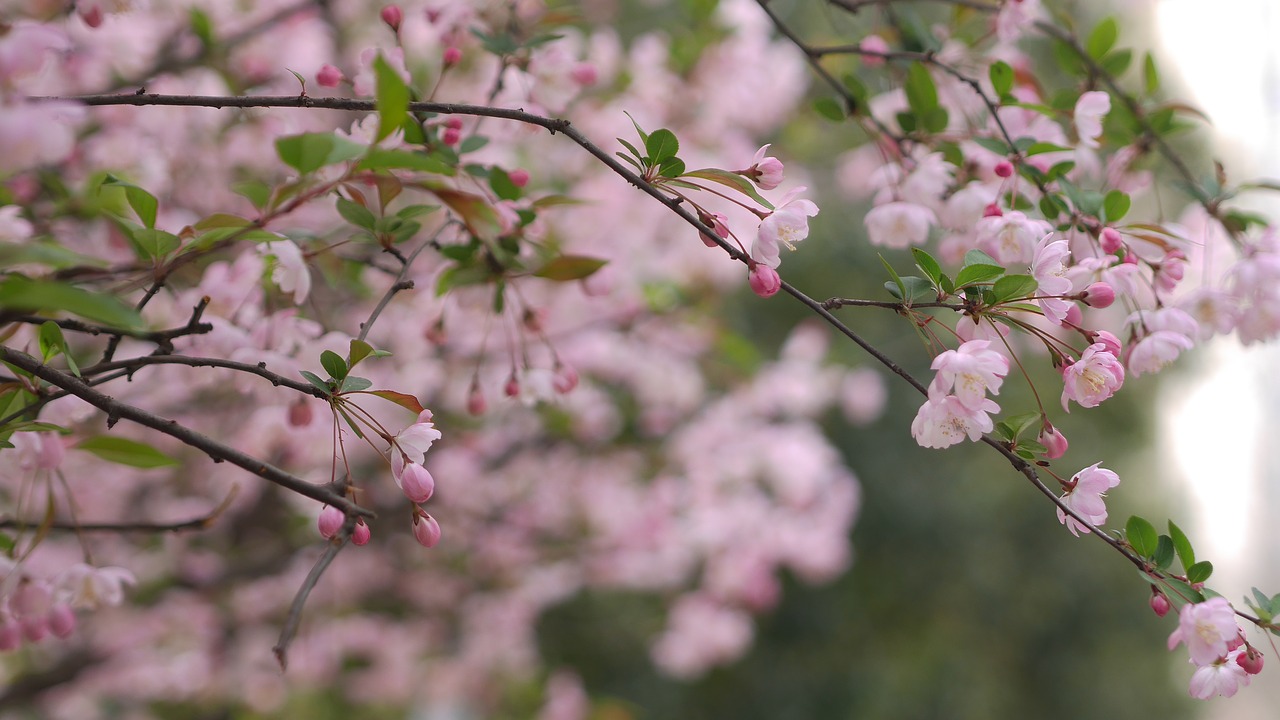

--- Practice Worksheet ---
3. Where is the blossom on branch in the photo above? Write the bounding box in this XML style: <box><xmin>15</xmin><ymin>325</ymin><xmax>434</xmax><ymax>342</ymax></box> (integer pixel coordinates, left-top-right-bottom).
<box><xmin>753</xmin><ymin>187</ymin><xmax>818</xmax><ymax>267</ymax></box>
<box><xmin>1055</xmin><ymin>462</ymin><xmax>1120</xmax><ymax>536</ymax></box>
<box><xmin>1060</xmin><ymin>343</ymin><xmax>1125</xmax><ymax>410</ymax></box>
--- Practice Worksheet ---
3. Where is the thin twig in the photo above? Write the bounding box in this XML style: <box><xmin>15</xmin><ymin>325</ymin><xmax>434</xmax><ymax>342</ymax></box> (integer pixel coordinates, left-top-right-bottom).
<box><xmin>0</xmin><ymin>485</ymin><xmax>240</xmax><ymax>534</ymax></box>
<box><xmin>273</xmin><ymin>521</ymin><xmax>351</xmax><ymax>670</ymax></box>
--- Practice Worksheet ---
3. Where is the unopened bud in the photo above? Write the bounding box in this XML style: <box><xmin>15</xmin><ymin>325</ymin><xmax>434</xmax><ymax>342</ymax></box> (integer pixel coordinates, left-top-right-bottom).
<box><xmin>1238</xmin><ymin>649</ymin><xmax>1265</xmax><ymax>675</ymax></box>
<box><xmin>1081</xmin><ymin>281</ymin><xmax>1116</xmax><ymax>308</ymax></box>
<box><xmin>508</xmin><ymin>169</ymin><xmax>530</xmax><ymax>187</ymax></box>
<box><xmin>983</xmin><ymin>203</ymin><xmax>1003</xmax><ymax>218</ymax></box>
<box><xmin>748</xmin><ymin>264</ymin><xmax>781</xmax><ymax>298</ymax></box>
<box><xmin>994</xmin><ymin>161</ymin><xmax>1014</xmax><ymax>178</ymax></box>
<box><xmin>316</xmin><ymin>64</ymin><xmax>344</xmax><ymax>87</ymax></box>
<box><xmin>1099</xmin><ymin>227</ymin><xmax>1123</xmax><ymax>253</ymax></box>
<box><xmin>467</xmin><ymin>382</ymin><xmax>487</xmax><ymax>415</ymax></box>
<box><xmin>1038</xmin><ymin>423</ymin><xmax>1068</xmax><ymax>459</ymax></box>
<box><xmin>352</xmin><ymin>520</ymin><xmax>371</xmax><ymax>546</ymax></box>
<box><xmin>1149</xmin><ymin>591</ymin><xmax>1171</xmax><ymax>617</ymax></box>
<box><xmin>318</xmin><ymin>505</ymin><xmax>344</xmax><ymax>539</ymax></box>
<box><xmin>412</xmin><ymin>512</ymin><xmax>442</xmax><ymax>548</ymax></box>
<box><xmin>443</xmin><ymin>46</ymin><xmax>462</xmax><ymax>66</ymax></box>
<box><xmin>504</xmin><ymin>373</ymin><xmax>520</xmax><ymax>398</ymax></box>
<box><xmin>399</xmin><ymin>463</ymin><xmax>436</xmax><ymax>504</ymax></box>
<box><xmin>380</xmin><ymin>5</ymin><xmax>403</xmax><ymax>31</ymax></box>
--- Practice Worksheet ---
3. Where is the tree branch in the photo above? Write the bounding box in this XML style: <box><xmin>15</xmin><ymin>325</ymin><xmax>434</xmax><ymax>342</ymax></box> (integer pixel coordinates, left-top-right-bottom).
<box><xmin>0</xmin><ymin>346</ymin><xmax>369</xmax><ymax>518</ymax></box>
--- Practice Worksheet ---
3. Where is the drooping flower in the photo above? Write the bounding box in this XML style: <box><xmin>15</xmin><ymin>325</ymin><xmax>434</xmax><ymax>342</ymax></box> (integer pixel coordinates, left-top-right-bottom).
<box><xmin>748</xmin><ymin>263</ymin><xmax>781</xmax><ymax>298</ymax></box>
<box><xmin>1060</xmin><ymin>343</ymin><xmax>1125</xmax><ymax>411</ymax></box>
<box><xmin>392</xmin><ymin>410</ymin><xmax>443</xmax><ymax>477</ymax></box>
<box><xmin>1074</xmin><ymin>91</ymin><xmax>1111</xmax><ymax>149</ymax></box>
<box><xmin>911</xmin><ymin>394</ymin><xmax>998</xmax><ymax>449</ymax></box>
<box><xmin>412</xmin><ymin>512</ymin><xmax>442</xmax><ymax>548</ymax></box>
<box><xmin>56</xmin><ymin>564</ymin><xmax>136</xmax><ymax>610</ymax></box>
<box><xmin>1188</xmin><ymin>649</ymin><xmax>1252</xmax><ymax>699</ymax></box>
<box><xmin>864</xmin><ymin>201</ymin><xmax>936</xmax><ymax>249</ymax></box>
<box><xmin>928</xmin><ymin>339</ymin><xmax>1010</xmax><ymax>411</ymax></box>
<box><xmin>398</xmin><ymin>462</ymin><xmax>436</xmax><ymax>504</ymax></box>
<box><xmin>743</xmin><ymin>144</ymin><xmax>784</xmax><ymax>190</ymax></box>
<box><xmin>1029</xmin><ymin>234</ymin><xmax>1072</xmax><ymax>324</ymax></box>
<box><xmin>1055</xmin><ymin>462</ymin><xmax>1120</xmax><ymax>536</ymax></box>
<box><xmin>753</xmin><ymin>187</ymin><xmax>818</xmax><ymax>268</ymax></box>
<box><xmin>1168</xmin><ymin>597</ymin><xmax>1239</xmax><ymax>666</ymax></box>
<box><xmin>258</xmin><ymin>239</ymin><xmax>311</xmax><ymax>303</ymax></box>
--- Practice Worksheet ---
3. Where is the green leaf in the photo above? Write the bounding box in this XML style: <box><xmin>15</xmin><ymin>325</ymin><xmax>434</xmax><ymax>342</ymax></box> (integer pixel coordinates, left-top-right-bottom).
<box><xmin>644</xmin><ymin>129</ymin><xmax>679</xmax><ymax>165</ymax></box>
<box><xmin>1002</xmin><ymin>412</ymin><xmax>1042</xmax><ymax>441</ymax></box>
<box><xmin>1103</xmin><ymin>190</ymin><xmax>1130</xmax><ymax>223</ymax></box>
<box><xmin>1024</xmin><ymin>142</ymin><xmax>1071</xmax><ymax>156</ymax></box>
<box><xmin>373</xmin><ymin>54</ymin><xmax>410</xmax><ymax>143</ymax></box>
<box><xmin>102</xmin><ymin>177</ymin><xmax>159</xmax><ymax>229</ymax></box>
<box><xmin>657</xmin><ymin>157</ymin><xmax>686</xmax><ymax>179</ymax></box>
<box><xmin>1100</xmin><ymin>49</ymin><xmax>1132</xmax><ymax>77</ymax></box>
<box><xmin>360</xmin><ymin>390</ymin><xmax>423</xmax><ymax>414</ymax></box>
<box><xmin>0</xmin><ymin>277</ymin><xmax>143</xmax><ymax>329</ymax></box>
<box><xmin>1164</xmin><ymin>577</ymin><xmax>1205</xmax><ymax>604</ymax></box>
<box><xmin>189</xmin><ymin>8</ymin><xmax>214</xmax><ymax>46</ymax></box>
<box><xmin>458</xmin><ymin>135</ymin><xmax>489</xmax><ymax>154</ymax></box>
<box><xmin>878</xmin><ymin>254</ymin><xmax>907</xmax><ymax>302</ymax></box>
<box><xmin>336</xmin><ymin>198</ymin><xmax>377</xmax><ymax>230</ymax></box>
<box><xmin>320</xmin><ymin>350</ymin><xmax>348</xmax><ymax>381</ymax></box>
<box><xmin>911</xmin><ymin>248</ymin><xmax>943</xmax><ymax>286</ymax></box>
<box><xmin>338</xmin><ymin>375</ymin><xmax>373</xmax><ymax>393</ymax></box>
<box><xmin>1143</xmin><ymin>52</ymin><xmax>1159</xmax><ymax>95</ymax></box>
<box><xmin>813</xmin><ymin>97</ymin><xmax>845</xmax><ymax>121</ymax></box>
<box><xmin>898</xmin><ymin>276</ymin><xmax>936</xmax><ymax>304</ymax></box>
<box><xmin>38</xmin><ymin>321</ymin><xmax>65</xmax><ymax>362</ymax></box>
<box><xmin>963</xmin><ymin>249</ymin><xmax>1001</xmax><ymax>267</ymax></box>
<box><xmin>617</xmin><ymin>137</ymin><xmax>644</xmax><ymax>164</ymax></box>
<box><xmin>74</xmin><ymin>436</ymin><xmax>179</xmax><ymax>468</ymax></box>
<box><xmin>1168</xmin><ymin>520</ymin><xmax>1195</xmax><ymax>572</ymax></box>
<box><xmin>489</xmin><ymin>168</ymin><xmax>522</xmax><ymax>201</ymax></box>
<box><xmin>1086</xmin><ymin>17</ymin><xmax>1118</xmax><ymax>60</ymax></box>
<box><xmin>682</xmin><ymin>168</ymin><xmax>774</xmax><ymax>209</ymax></box>
<box><xmin>905</xmin><ymin>62</ymin><xmax>938</xmax><ymax>116</ymax></box>
<box><xmin>1126</xmin><ymin>515</ymin><xmax>1158</xmax><ymax>557</ymax></box>
<box><xmin>299</xmin><ymin>370</ymin><xmax>333</xmax><ymax>395</ymax></box>
<box><xmin>1153</xmin><ymin>535</ymin><xmax>1175</xmax><ymax>570</ymax></box>
<box><xmin>953</xmin><ymin>263</ymin><xmax>1004</xmax><ymax>288</ymax></box>
<box><xmin>287</xmin><ymin>68</ymin><xmax>307</xmax><ymax>91</ymax></box>
<box><xmin>533</xmin><ymin>255</ymin><xmax>608</xmax><ymax>281</ymax></box>
<box><xmin>991</xmin><ymin>274</ymin><xmax>1038</xmax><ymax>303</ymax></box>
<box><xmin>624</xmin><ymin>112</ymin><xmax>649</xmax><ymax>147</ymax></box>
<box><xmin>436</xmin><ymin>264</ymin><xmax>495</xmax><ymax>295</ymax></box>
<box><xmin>357</xmin><ymin>148</ymin><xmax>453</xmax><ymax>175</ymax></box>
<box><xmin>972</xmin><ymin>137</ymin><xmax>1012</xmax><ymax>156</ymax></box>
<box><xmin>275</xmin><ymin>133</ymin><xmax>367</xmax><ymax>175</ymax></box>
<box><xmin>233</xmin><ymin>180</ymin><xmax>272</xmax><ymax>210</ymax></box>
<box><xmin>1186</xmin><ymin>560</ymin><xmax>1213</xmax><ymax>585</ymax></box>
<box><xmin>128</xmin><ymin>227</ymin><xmax>181</xmax><ymax>260</ymax></box>
<box><xmin>347</xmin><ymin>339</ymin><xmax>377</xmax><ymax>369</ymax></box>
<box><xmin>922</xmin><ymin>107</ymin><xmax>949</xmax><ymax>134</ymax></box>
<box><xmin>989</xmin><ymin>60</ymin><xmax>1014</xmax><ymax>98</ymax></box>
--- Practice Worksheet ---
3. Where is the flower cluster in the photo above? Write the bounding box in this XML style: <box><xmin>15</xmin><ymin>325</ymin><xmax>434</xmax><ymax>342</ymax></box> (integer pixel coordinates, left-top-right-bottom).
<box><xmin>911</xmin><ymin>340</ymin><xmax>1009</xmax><ymax>449</ymax></box>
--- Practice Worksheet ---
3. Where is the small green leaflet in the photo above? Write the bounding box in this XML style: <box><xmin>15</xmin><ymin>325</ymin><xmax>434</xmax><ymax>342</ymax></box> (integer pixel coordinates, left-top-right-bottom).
<box><xmin>75</xmin><ymin>436</ymin><xmax>179</xmax><ymax>468</ymax></box>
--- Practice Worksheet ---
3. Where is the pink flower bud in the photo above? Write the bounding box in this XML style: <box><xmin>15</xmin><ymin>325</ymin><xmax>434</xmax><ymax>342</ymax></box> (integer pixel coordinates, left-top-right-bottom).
<box><xmin>467</xmin><ymin>382</ymin><xmax>487</xmax><ymax>416</ymax></box>
<box><xmin>0</xmin><ymin>621</ymin><xmax>19</xmax><ymax>651</ymax></box>
<box><xmin>983</xmin><ymin>203</ymin><xmax>1003</xmax><ymax>218</ymax></box>
<box><xmin>553</xmin><ymin>363</ymin><xmax>579</xmax><ymax>394</ymax></box>
<box><xmin>316</xmin><ymin>64</ymin><xmax>344</xmax><ymax>88</ymax></box>
<box><xmin>504</xmin><ymin>374</ymin><xmax>520</xmax><ymax>398</ymax></box>
<box><xmin>352</xmin><ymin>520</ymin><xmax>371</xmax><ymax>546</ymax></box>
<box><xmin>318</xmin><ymin>505</ymin><xmax>344</xmax><ymax>539</ymax></box>
<box><xmin>1039</xmin><ymin>423</ymin><xmax>1068</xmax><ymax>459</ymax></box>
<box><xmin>1081</xmin><ymin>281</ymin><xmax>1116</xmax><ymax>308</ymax></box>
<box><xmin>1092</xmin><ymin>330</ymin><xmax>1123</xmax><ymax>357</ymax></box>
<box><xmin>994</xmin><ymin>161</ymin><xmax>1014</xmax><ymax>178</ymax></box>
<box><xmin>444</xmin><ymin>117</ymin><xmax>463</xmax><ymax>130</ymax></box>
<box><xmin>79</xmin><ymin>3</ymin><xmax>104</xmax><ymax>28</ymax></box>
<box><xmin>1099</xmin><ymin>227</ymin><xmax>1123</xmax><ymax>253</ymax></box>
<box><xmin>47</xmin><ymin>605</ymin><xmax>75</xmax><ymax>638</ymax></box>
<box><xmin>1238</xmin><ymin>649</ymin><xmax>1265</xmax><ymax>675</ymax></box>
<box><xmin>21</xmin><ymin>616</ymin><xmax>47</xmax><ymax>643</ymax></box>
<box><xmin>380</xmin><ymin>5</ymin><xmax>403</xmax><ymax>31</ymax></box>
<box><xmin>399</xmin><ymin>463</ymin><xmax>435</xmax><ymax>503</ymax></box>
<box><xmin>412</xmin><ymin>512</ymin><xmax>442</xmax><ymax>548</ymax></box>
<box><xmin>509</xmin><ymin>169</ymin><xmax>530</xmax><ymax>187</ymax></box>
<box><xmin>442</xmin><ymin>127</ymin><xmax>462</xmax><ymax>146</ymax></box>
<box><xmin>443</xmin><ymin>46</ymin><xmax>462</xmax><ymax>66</ymax></box>
<box><xmin>288</xmin><ymin>399</ymin><xmax>313</xmax><ymax>427</ymax></box>
<box><xmin>859</xmin><ymin>35</ymin><xmax>889</xmax><ymax>67</ymax></box>
<box><xmin>570</xmin><ymin>63</ymin><xmax>598</xmax><ymax>86</ymax></box>
<box><xmin>1122</xmin><ymin>251</ymin><xmax>1137</xmax><ymax>265</ymax></box>
<box><xmin>749</xmin><ymin>264</ymin><xmax>781</xmax><ymax>298</ymax></box>
<box><xmin>1149</xmin><ymin>592</ymin><xmax>1171</xmax><ymax>617</ymax></box>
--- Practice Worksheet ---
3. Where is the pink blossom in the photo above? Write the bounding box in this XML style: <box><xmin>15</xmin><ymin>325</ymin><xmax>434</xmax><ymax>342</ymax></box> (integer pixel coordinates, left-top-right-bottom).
<box><xmin>748</xmin><ymin>264</ymin><xmax>782</xmax><ymax>298</ymax></box>
<box><xmin>1099</xmin><ymin>227</ymin><xmax>1124</xmax><ymax>253</ymax></box>
<box><xmin>258</xmin><ymin>240</ymin><xmax>311</xmax><ymax>304</ymax></box>
<box><xmin>1189</xmin><ymin>649</ymin><xmax>1252</xmax><ymax>699</ymax></box>
<box><xmin>397</xmin><ymin>463</ymin><xmax>436</xmax><ymax>503</ymax></box>
<box><xmin>753</xmin><ymin>187</ymin><xmax>818</xmax><ymax>267</ymax></box>
<box><xmin>1127</xmin><ymin>331</ymin><xmax>1194</xmax><ymax>376</ymax></box>
<box><xmin>1055</xmin><ymin>462</ymin><xmax>1120</xmax><ymax>536</ymax></box>
<box><xmin>1074</xmin><ymin>91</ymin><xmax>1111</xmax><ymax>149</ymax></box>
<box><xmin>1090</xmin><ymin>330</ymin><xmax>1123</xmax><ymax>357</ymax></box>
<box><xmin>995</xmin><ymin>0</ymin><xmax>1043</xmax><ymax>41</ymax></box>
<box><xmin>318</xmin><ymin>505</ymin><xmax>344</xmax><ymax>538</ymax></box>
<box><xmin>1060</xmin><ymin>343</ymin><xmax>1125</xmax><ymax>411</ymax></box>
<box><xmin>911</xmin><ymin>394</ymin><xmax>998</xmax><ymax>449</ymax></box>
<box><xmin>744</xmin><ymin>144</ymin><xmax>785</xmax><ymax>190</ymax></box>
<box><xmin>412</xmin><ymin>513</ymin><xmax>442</xmax><ymax>548</ymax></box>
<box><xmin>316</xmin><ymin>64</ymin><xmax>344</xmax><ymax>87</ymax></box>
<box><xmin>858</xmin><ymin>35</ymin><xmax>888</xmax><ymax>66</ymax></box>
<box><xmin>1030</xmin><ymin>235</ymin><xmax>1072</xmax><ymax>324</ymax></box>
<box><xmin>56</xmin><ymin>564</ymin><xmax>135</xmax><ymax>610</ymax></box>
<box><xmin>864</xmin><ymin>201</ymin><xmax>935</xmax><ymax>249</ymax></box>
<box><xmin>1150</xmin><ymin>592</ymin><xmax>1172</xmax><ymax>618</ymax></box>
<box><xmin>928</xmin><ymin>339</ymin><xmax>1009</xmax><ymax>410</ymax></box>
<box><xmin>1168</xmin><ymin>597</ymin><xmax>1239</xmax><ymax>666</ymax></box>
<box><xmin>975</xmin><ymin>210</ymin><xmax>1051</xmax><ymax>265</ymax></box>
<box><xmin>393</xmin><ymin>414</ymin><xmax>443</xmax><ymax>474</ymax></box>
<box><xmin>380</xmin><ymin>5</ymin><xmax>403</xmax><ymax>31</ymax></box>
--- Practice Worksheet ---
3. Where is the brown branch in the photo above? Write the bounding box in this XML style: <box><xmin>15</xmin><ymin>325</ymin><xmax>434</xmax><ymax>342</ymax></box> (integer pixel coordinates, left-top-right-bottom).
<box><xmin>0</xmin><ymin>346</ymin><xmax>369</xmax><ymax>518</ymax></box>
<box><xmin>0</xmin><ymin>486</ymin><xmax>239</xmax><ymax>534</ymax></box>
<box><xmin>273</xmin><ymin>519</ymin><xmax>352</xmax><ymax>670</ymax></box>
<box><xmin>79</xmin><ymin>354</ymin><xmax>325</xmax><ymax>398</ymax></box>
